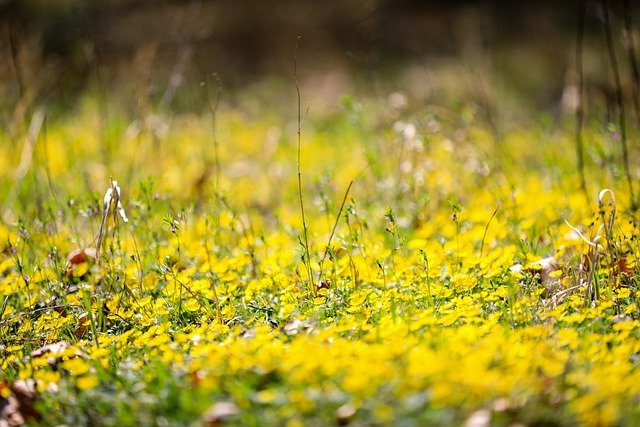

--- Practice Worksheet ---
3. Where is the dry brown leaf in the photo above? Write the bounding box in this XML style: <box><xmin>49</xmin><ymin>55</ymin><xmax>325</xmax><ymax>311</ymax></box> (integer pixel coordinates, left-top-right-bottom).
<box><xmin>315</xmin><ymin>280</ymin><xmax>330</xmax><ymax>290</ymax></box>
<box><xmin>0</xmin><ymin>380</ymin><xmax>40</xmax><ymax>426</ymax></box>
<box><xmin>492</xmin><ymin>397</ymin><xmax>511</xmax><ymax>412</ymax></box>
<box><xmin>336</xmin><ymin>403</ymin><xmax>357</xmax><ymax>425</ymax></box>
<box><xmin>532</xmin><ymin>256</ymin><xmax>561</xmax><ymax>284</ymax></box>
<box><xmin>66</xmin><ymin>248</ymin><xmax>96</xmax><ymax>265</ymax></box>
<box><xmin>0</xmin><ymin>394</ymin><xmax>24</xmax><ymax>427</ymax></box>
<box><xmin>30</xmin><ymin>341</ymin><xmax>71</xmax><ymax>368</ymax></box>
<box><xmin>201</xmin><ymin>401</ymin><xmax>239</xmax><ymax>426</ymax></box>
<box><xmin>283</xmin><ymin>319</ymin><xmax>313</xmax><ymax>336</ymax></box>
<box><xmin>75</xmin><ymin>313</ymin><xmax>90</xmax><ymax>339</ymax></box>
<box><xmin>463</xmin><ymin>409</ymin><xmax>491</xmax><ymax>427</ymax></box>
<box><xmin>65</xmin><ymin>248</ymin><xmax>96</xmax><ymax>278</ymax></box>
<box><xmin>511</xmin><ymin>256</ymin><xmax>562</xmax><ymax>294</ymax></box>
<box><xmin>613</xmin><ymin>255</ymin><xmax>633</xmax><ymax>276</ymax></box>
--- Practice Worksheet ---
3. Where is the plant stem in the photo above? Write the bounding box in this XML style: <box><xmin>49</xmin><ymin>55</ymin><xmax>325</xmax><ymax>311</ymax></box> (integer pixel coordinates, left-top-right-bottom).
<box><xmin>294</xmin><ymin>36</ymin><xmax>314</xmax><ymax>289</ymax></box>
<box><xmin>623</xmin><ymin>0</ymin><xmax>640</xmax><ymax>126</ymax></box>
<box><xmin>575</xmin><ymin>0</ymin><xmax>588</xmax><ymax>201</ymax></box>
<box><xmin>319</xmin><ymin>180</ymin><xmax>354</xmax><ymax>282</ymax></box>
<box><xmin>603</xmin><ymin>0</ymin><xmax>636</xmax><ymax>209</ymax></box>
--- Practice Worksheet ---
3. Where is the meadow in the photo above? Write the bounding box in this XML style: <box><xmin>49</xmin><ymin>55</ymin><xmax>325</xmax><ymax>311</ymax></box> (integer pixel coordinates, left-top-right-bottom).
<box><xmin>1</xmin><ymin>67</ymin><xmax>640</xmax><ymax>426</ymax></box>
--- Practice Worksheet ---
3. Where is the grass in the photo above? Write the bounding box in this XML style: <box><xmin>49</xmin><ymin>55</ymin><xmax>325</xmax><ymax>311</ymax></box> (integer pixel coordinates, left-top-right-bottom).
<box><xmin>0</xmin><ymin>76</ymin><xmax>640</xmax><ymax>426</ymax></box>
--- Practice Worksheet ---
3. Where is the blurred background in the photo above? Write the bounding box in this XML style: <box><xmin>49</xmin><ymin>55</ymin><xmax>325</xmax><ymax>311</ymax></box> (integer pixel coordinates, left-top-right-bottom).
<box><xmin>1</xmin><ymin>0</ymin><xmax>639</xmax><ymax>128</ymax></box>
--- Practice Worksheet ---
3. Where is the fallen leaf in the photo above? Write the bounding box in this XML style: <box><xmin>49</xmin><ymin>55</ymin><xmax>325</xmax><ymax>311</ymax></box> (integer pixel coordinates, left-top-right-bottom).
<box><xmin>316</xmin><ymin>280</ymin><xmax>330</xmax><ymax>290</ymax></box>
<box><xmin>2</xmin><ymin>380</ymin><xmax>39</xmax><ymax>425</ymax></box>
<box><xmin>0</xmin><ymin>394</ymin><xmax>24</xmax><ymax>427</ymax></box>
<box><xmin>74</xmin><ymin>314</ymin><xmax>90</xmax><ymax>339</ymax></box>
<box><xmin>202</xmin><ymin>401</ymin><xmax>239</xmax><ymax>426</ymax></box>
<box><xmin>336</xmin><ymin>403</ymin><xmax>357</xmax><ymax>425</ymax></box>
<box><xmin>463</xmin><ymin>409</ymin><xmax>491</xmax><ymax>427</ymax></box>
<box><xmin>283</xmin><ymin>319</ymin><xmax>313</xmax><ymax>336</ymax></box>
<box><xmin>613</xmin><ymin>255</ymin><xmax>633</xmax><ymax>275</ymax></box>
<box><xmin>30</xmin><ymin>341</ymin><xmax>71</xmax><ymax>368</ymax></box>
<box><xmin>66</xmin><ymin>248</ymin><xmax>96</xmax><ymax>265</ymax></box>
<box><xmin>511</xmin><ymin>256</ymin><xmax>562</xmax><ymax>294</ymax></box>
<box><xmin>530</xmin><ymin>256</ymin><xmax>560</xmax><ymax>284</ymax></box>
<box><xmin>65</xmin><ymin>248</ymin><xmax>96</xmax><ymax>278</ymax></box>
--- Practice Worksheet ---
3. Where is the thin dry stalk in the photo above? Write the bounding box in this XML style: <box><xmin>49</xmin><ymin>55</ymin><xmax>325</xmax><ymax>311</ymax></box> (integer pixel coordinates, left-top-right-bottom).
<box><xmin>603</xmin><ymin>1</ymin><xmax>636</xmax><ymax>209</ymax></box>
<box><xmin>5</xmin><ymin>107</ymin><xmax>45</xmax><ymax>216</ymax></box>
<box><xmin>575</xmin><ymin>0</ymin><xmax>588</xmax><ymax>200</ymax></box>
<box><xmin>293</xmin><ymin>36</ymin><xmax>313</xmax><ymax>289</ymax></box>
<box><xmin>480</xmin><ymin>204</ymin><xmax>500</xmax><ymax>258</ymax></box>
<box><xmin>208</xmin><ymin>73</ymin><xmax>222</xmax><ymax>192</ymax></box>
<box><xmin>8</xmin><ymin>27</ymin><xmax>25</xmax><ymax>107</ymax></box>
<box><xmin>565</xmin><ymin>218</ymin><xmax>603</xmax><ymax>298</ymax></box>
<box><xmin>96</xmin><ymin>179</ymin><xmax>129</xmax><ymax>266</ymax></box>
<box><xmin>598</xmin><ymin>188</ymin><xmax>621</xmax><ymax>293</ymax></box>
<box><xmin>598</xmin><ymin>188</ymin><xmax>619</xmax><ymax>274</ymax></box>
<box><xmin>319</xmin><ymin>181</ymin><xmax>354</xmax><ymax>284</ymax></box>
<box><xmin>14</xmin><ymin>108</ymin><xmax>45</xmax><ymax>181</ymax></box>
<box><xmin>623</xmin><ymin>0</ymin><xmax>640</xmax><ymax>125</ymax></box>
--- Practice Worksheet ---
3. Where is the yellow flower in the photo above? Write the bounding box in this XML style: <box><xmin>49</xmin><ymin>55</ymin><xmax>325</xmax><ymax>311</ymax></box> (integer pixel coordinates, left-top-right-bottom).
<box><xmin>76</xmin><ymin>375</ymin><xmax>99</xmax><ymax>390</ymax></box>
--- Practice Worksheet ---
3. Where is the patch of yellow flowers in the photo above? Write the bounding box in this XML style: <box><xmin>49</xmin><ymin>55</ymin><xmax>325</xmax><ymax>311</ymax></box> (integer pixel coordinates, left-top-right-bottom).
<box><xmin>1</xmin><ymin>98</ymin><xmax>639</xmax><ymax>425</ymax></box>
